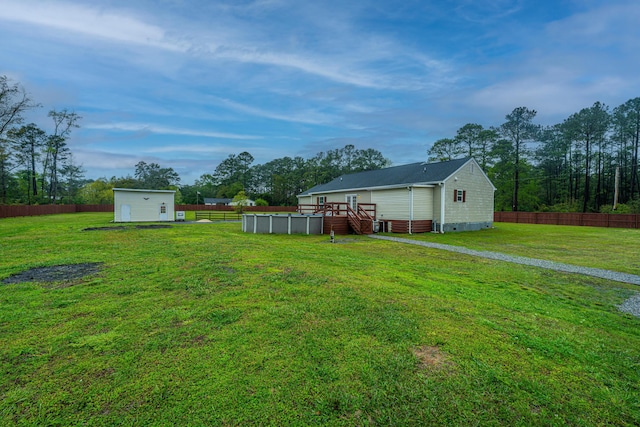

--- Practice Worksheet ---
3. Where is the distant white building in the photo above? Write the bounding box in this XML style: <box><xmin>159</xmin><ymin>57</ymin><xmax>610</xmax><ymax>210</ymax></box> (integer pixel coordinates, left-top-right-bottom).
<box><xmin>204</xmin><ymin>197</ymin><xmax>255</xmax><ymax>207</ymax></box>
<box><xmin>113</xmin><ymin>188</ymin><xmax>176</xmax><ymax>222</ymax></box>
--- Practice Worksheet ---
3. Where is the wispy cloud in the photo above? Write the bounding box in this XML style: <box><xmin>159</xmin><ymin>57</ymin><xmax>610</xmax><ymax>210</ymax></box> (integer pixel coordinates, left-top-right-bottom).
<box><xmin>144</xmin><ymin>144</ymin><xmax>255</xmax><ymax>154</ymax></box>
<box><xmin>87</xmin><ymin>122</ymin><xmax>261</xmax><ymax>140</ymax></box>
<box><xmin>463</xmin><ymin>1</ymin><xmax>640</xmax><ymax>123</ymax></box>
<box><xmin>0</xmin><ymin>0</ymin><xmax>452</xmax><ymax>91</ymax></box>
<box><xmin>454</xmin><ymin>0</ymin><xmax>524</xmax><ymax>23</ymax></box>
<box><xmin>206</xmin><ymin>96</ymin><xmax>336</xmax><ymax>125</ymax></box>
<box><xmin>0</xmin><ymin>0</ymin><xmax>187</xmax><ymax>52</ymax></box>
<box><xmin>3</xmin><ymin>0</ymin><xmax>639</xmax><ymax>183</ymax></box>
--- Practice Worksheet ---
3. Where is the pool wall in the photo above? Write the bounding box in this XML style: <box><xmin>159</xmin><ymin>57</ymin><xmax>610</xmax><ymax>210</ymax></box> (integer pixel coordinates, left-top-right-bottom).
<box><xmin>242</xmin><ymin>214</ymin><xmax>324</xmax><ymax>234</ymax></box>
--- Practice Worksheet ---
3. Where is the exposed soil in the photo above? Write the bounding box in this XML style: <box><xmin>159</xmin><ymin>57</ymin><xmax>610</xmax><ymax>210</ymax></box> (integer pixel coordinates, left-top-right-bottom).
<box><xmin>2</xmin><ymin>263</ymin><xmax>104</xmax><ymax>285</ymax></box>
<box><xmin>413</xmin><ymin>345</ymin><xmax>451</xmax><ymax>370</ymax></box>
<box><xmin>322</xmin><ymin>238</ymin><xmax>360</xmax><ymax>244</ymax></box>
<box><xmin>83</xmin><ymin>225</ymin><xmax>172</xmax><ymax>231</ymax></box>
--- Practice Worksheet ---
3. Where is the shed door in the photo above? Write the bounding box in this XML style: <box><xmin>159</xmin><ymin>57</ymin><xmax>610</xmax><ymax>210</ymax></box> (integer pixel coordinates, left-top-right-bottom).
<box><xmin>121</xmin><ymin>204</ymin><xmax>131</xmax><ymax>222</ymax></box>
<box><xmin>159</xmin><ymin>203</ymin><xmax>168</xmax><ymax>220</ymax></box>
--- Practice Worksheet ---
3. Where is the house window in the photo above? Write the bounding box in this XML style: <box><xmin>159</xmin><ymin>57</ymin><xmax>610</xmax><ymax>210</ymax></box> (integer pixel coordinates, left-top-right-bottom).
<box><xmin>317</xmin><ymin>196</ymin><xmax>325</xmax><ymax>206</ymax></box>
<box><xmin>160</xmin><ymin>205</ymin><xmax>167</xmax><ymax>214</ymax></box>
<box><xmin>454</xmin><ymin>189</ymin><xmax>466</xmax><ymax>202</ymax></box>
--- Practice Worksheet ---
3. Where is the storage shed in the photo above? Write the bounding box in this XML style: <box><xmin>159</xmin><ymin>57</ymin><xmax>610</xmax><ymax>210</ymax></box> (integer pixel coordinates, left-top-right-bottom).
<box><xmin>113</xmin><ymin>188</ymin><xmax>176</xmax><ymax>222</ymax></box>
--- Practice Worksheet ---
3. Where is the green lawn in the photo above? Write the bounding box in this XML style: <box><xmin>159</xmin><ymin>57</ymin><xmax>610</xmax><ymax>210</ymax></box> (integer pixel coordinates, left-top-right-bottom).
<box><xmin>1</xmin><ymin>214</ymin><xmax>639</xmax><ymax>425</ymax></box>
<box><xmin>392</xmin><ymin>222</ymin><xmax>640</xmax><ymax>276</ymax></box>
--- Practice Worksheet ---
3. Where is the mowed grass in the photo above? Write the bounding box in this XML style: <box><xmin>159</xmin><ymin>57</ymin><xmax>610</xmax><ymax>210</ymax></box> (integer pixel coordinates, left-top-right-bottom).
<box><xmin>0</xmin><ymin>214</ymin><xmax>639</xmax><ymax>426</ymax></box>
<box><xmin>394</xmin><ymin>222</ymin><xmax>640</xmax><ymax>276</ymax></box>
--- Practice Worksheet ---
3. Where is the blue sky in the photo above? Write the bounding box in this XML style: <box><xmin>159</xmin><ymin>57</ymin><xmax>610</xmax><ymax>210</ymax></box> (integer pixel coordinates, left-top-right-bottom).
<box><xmin>1</xmin><ymin>0</ymin><xmax>639</xmax><ymax>184</ymax></box>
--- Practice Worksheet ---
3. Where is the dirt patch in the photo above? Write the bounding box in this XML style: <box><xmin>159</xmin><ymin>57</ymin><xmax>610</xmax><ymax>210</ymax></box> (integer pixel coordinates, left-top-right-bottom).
<box><xmin>2</xmin><ymin>263</ymin><xmax>104</xmax><ymax>285</ymax></box>
<box><xmin>83</xmin><ymin>226</ymin><xmax>127</xmax><ymax>231</ymax></box>
<box><xmin>413</xmin><ymin>345</ymin><xmax>451</xmax><ymax>370</ymax></box>
<box><xmin>322</xmin><ymin>238</ymin><xmax>360</xmax><ymax>244</ymax></box>
<box><xmin>83</xmin><ymin>224</ymin><xmax>172</xmax><ymax>231</ymax></box>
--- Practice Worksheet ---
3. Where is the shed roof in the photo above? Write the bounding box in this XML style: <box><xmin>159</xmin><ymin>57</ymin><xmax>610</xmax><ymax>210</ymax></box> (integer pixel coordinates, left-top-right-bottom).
<box><xmin>299</xmin><ymin>157</ymin><xmax>473</xmax><ymax>196</ymax></box>
<box><xmin>113</xmin><ymin>188</ymin><xmax>175</xmax><ymax>194</ymax></box>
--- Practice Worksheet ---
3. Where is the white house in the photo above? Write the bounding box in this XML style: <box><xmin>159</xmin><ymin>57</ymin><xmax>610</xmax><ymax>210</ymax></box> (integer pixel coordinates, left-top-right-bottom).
<box><xmin>113</xmin><ymin>188</ymin><xmax>176</xmax><ymax>222</ymax></box>
<box><xmin>297</xmin><ymin>157</ymin><xmax>495</xmax><ymax>233</ymax></box>
<box><xmin>203</xmin><ymin>197</ymin><xmax>256</xmax><ymax>207</ymax></box>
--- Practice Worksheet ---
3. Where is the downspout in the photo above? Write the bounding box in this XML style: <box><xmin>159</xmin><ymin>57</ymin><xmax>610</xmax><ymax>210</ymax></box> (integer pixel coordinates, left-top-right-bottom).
<box><xmin>409</xmin><ymin>186</ymin><xmax>413</xmax><ymax>234</ymax></box>
<box><xmin>439</xmin><ymin>182</ymin><xmax>445</xmax><ymax>234</ymax></box>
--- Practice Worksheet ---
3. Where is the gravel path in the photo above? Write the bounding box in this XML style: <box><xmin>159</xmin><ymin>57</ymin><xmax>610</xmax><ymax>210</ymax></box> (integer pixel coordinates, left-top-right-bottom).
<box><xmin>369</xmin><ymin>235</ymin><xmax>640</xmax><ymax>317</ymax></box>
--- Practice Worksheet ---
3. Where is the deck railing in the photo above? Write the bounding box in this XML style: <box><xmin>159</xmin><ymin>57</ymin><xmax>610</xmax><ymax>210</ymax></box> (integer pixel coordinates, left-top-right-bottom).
<box><xmin>297</xmin><ymin>202</ymin><xmax>376</xmax><ymax>219</ymax></box>
<box><xmin>346</xmin><ymin>205</ymin><xmax>362</xmax><ymax>234</ymax></box>
<box><xmin>297</xmin><ymin>202</ymin><xmax>376</xmax><ymax>234</ymax></box>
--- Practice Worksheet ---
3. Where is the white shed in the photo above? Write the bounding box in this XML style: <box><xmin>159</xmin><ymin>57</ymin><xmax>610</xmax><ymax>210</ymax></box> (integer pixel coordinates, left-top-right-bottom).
<box><xmin>113</xmin><ymin>188</ymin><xmax>176</xmax><ymax>222</ymax></box>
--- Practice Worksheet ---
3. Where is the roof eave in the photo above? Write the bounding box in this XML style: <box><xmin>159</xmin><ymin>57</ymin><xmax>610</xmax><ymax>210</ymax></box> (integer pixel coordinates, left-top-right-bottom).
<box><xmin>300</xmin><ymin>182</ymin><xmax>437</xmax><ymax>196</ymax></box>
<box><xmin>113</xmin><ymin>188</ymin><xmax>176</xmax><ymax>194</ymax></box>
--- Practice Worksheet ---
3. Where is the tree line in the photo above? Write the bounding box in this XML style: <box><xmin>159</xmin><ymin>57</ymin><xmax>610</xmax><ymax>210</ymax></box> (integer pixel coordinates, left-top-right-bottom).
<box><xmin>1</xmin><ymin>76</ymin><xmax>83</xmax><ymax>205</ymax></box>
<box><xmin>429</xmin><ymin>101</ymin><xmax>640</xmax><ymax>213</ymax></box>
<box><xmin>79</xmin><ymin>145</ymin><xmax>389</xmax><ymax>206</ymax></box>
<box><xmin>4</xmin><ymin>75</ymin><xmax>639</xmax><ymax>212</ymax></box>
<box><xmin>181</xmin><ymin>145</ymin><xmax>390</xmax><ymax>206</ymax></box>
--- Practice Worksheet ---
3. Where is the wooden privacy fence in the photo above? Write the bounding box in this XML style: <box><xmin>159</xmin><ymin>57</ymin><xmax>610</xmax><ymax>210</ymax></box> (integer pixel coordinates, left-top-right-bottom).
<box><xmin>0</xmin><ymin>204</ymin><xmax>297</xmax><ymax>219</ymax></box>
<box><xmin>494</xmin><ymin>212</ymin><xmax>640</xmax><ymax>229</ymax></box>
<box><xmin>178</xmin><ymin>205</ymin><xmax>296</xmax><ymax>213</ymax></box>
<box><xmin>0</xmin><ymin>204</ymin><xmax>112</xmax><ymax>218</ymax></box>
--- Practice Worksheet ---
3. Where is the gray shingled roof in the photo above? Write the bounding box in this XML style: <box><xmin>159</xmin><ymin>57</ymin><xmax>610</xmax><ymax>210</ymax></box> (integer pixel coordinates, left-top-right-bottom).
<box><xmin>299</xmin><ymin>157</ymin><xmax>472</xmax><ymax>196</ymax></box>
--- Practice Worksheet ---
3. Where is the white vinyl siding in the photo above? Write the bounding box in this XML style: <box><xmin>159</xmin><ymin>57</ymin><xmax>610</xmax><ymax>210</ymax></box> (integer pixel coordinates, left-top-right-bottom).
<box><xmin>412</xmin><ymin>187</ymin><xmax>433</xmax><ymax>220</ymax></box>
<box><xmin>433</xmin><ymin>185</ymin><xmax>442</xmax><ymax>223</ymax></box>
<box><xmin>444</xmin><ymin>160</ymin><xmax>494</xmax><ymax>224</ymax></box>
<box><xmin>312</xmin><ymin>191</ymin><xmax>371</xmax><ymax>205</ymax></box>
<box><xmin>113</xmin><ymin>189</ymin><xmax>175</xmax><ymax>222</ymax></box>
<box><xmin>371</xmin><ymin>189</ymin><xmax>410</xmax><ymax>220</ymax></box>
<box><xmin>298</xmin><ymin>195</ymin><xmax>312</xmax><ymax>205</ymax></box>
